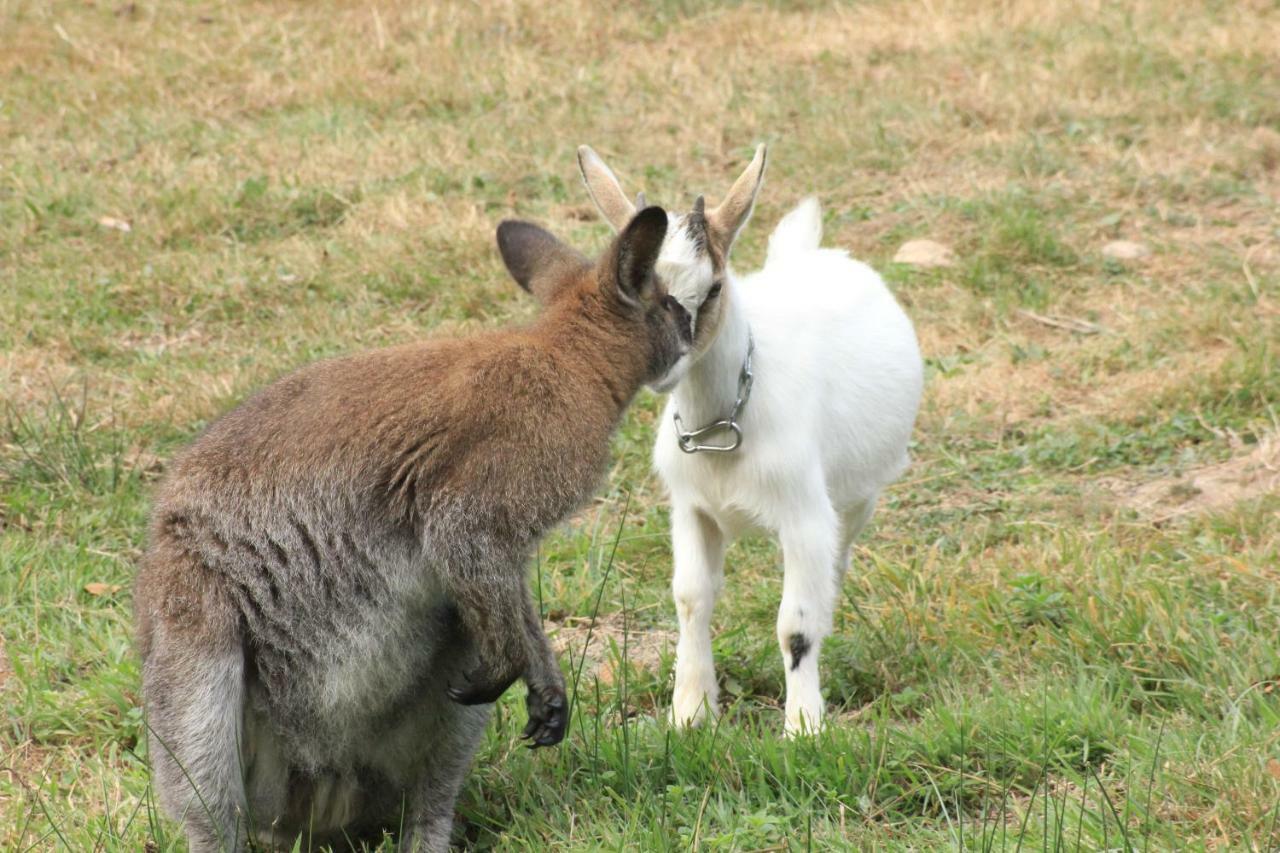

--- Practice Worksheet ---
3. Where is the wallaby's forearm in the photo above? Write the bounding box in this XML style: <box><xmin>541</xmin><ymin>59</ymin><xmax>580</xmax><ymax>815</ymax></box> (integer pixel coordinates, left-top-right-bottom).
<box><xmin>444</xmin><ymin>569</ymin><xmax>569</xmax><ymax>745</ymax></box>
<box><xmin>515</xmin><ymin>581</ymin><xmax>569</xmax><ymax>746</ymax></box>
<box><xmin>445</xmin><ymin>572</ymin><xmax>531</xmax><ymax>704</ymax></box>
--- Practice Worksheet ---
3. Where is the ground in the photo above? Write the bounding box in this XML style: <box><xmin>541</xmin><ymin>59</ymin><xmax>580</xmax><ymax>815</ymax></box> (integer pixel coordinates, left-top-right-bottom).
<box><xmin>2</xmin><ymin>0</ymin><xmax>1279</xmax><ymax>849</ymax></box>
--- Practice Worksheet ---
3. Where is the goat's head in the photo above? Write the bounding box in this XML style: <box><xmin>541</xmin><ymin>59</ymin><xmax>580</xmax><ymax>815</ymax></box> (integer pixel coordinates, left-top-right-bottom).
<box><xmin>576</xmin><ymin>144</ymin><xmax>767</xmax><ymax>391</ymax></box>
<box><xmin>497</xmin><ymin>206</ymin><xmax>693</xmax><ymax>389</ymax></box>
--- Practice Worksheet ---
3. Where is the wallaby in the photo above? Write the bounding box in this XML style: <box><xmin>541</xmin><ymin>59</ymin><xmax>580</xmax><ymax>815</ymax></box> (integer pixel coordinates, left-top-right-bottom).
<box><xmin>134</xmin><ymin>206</ymin><xmax>691</xmax><ymax>852</ymax></box>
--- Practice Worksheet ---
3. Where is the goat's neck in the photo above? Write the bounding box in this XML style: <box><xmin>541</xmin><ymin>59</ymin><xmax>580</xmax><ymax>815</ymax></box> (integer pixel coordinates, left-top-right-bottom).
<box><xmin>671</xmin><ymin>273</ymin><xmax>751</xmax><ymax>427</ymax></box>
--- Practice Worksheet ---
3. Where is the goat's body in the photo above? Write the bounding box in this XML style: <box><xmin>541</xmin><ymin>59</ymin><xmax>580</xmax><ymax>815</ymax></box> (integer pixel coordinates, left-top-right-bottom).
<box><xmin>657</xmin><ymin>248</ymin><xmax>919</xmax><ymax>528</ymax></box>
<box><xmin>654</xmin><ymin>199</ymin><xmax>923</xmax><ymax>733</ymax></box>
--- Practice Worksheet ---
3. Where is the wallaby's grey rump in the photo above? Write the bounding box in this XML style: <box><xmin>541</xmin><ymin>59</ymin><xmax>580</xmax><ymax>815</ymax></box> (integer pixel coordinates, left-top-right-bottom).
<box><xmin>134</xmin><ymin>207</ymin><xmax>686</xmax><ymax>852</ymax></box>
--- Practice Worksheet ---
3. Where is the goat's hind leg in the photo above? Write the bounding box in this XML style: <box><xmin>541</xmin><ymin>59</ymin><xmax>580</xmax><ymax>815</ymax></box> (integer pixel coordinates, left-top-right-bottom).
<box><xmin>670</xmin><ymin>505</ymin><xmax>727</xmax><ymax>728</ymax></box>
<box><xmin>838</xmin><ymin>497</ymin><xmax>878</xmax><ymax>581</ymax></box>
<box><xmin>776</xmin><ymin>498</ymin><xmax>841</xmax><ymax>736</ymax></box>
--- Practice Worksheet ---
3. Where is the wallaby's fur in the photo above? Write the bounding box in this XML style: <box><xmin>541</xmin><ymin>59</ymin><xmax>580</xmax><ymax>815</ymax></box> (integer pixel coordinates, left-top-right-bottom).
<box><xmin>134</xmin><ymin>207</ymin><xmax>688</xmax><ymax>852</ymax></box>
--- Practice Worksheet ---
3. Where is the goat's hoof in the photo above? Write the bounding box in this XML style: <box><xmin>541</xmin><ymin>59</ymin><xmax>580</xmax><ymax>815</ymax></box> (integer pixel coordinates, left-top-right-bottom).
<box><xmin>668</xmin><ymin>700</ymin><xmax>716</xmax><ymax>730</ymax></box>
<box><xmin>783</xmin><ymin>711</ymin><xmax>826</xmax><ymax>738</ymax></box>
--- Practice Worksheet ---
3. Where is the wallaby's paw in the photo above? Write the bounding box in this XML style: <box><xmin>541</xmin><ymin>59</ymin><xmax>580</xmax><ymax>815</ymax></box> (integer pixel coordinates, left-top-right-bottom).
<box><xmin>446</xmin><ymin>667</ymin><xmax>520</xmax><ymax>706</ymax></box>
<box><xmin>521</xmin><ymin>683</ymin><xmax>568</xmax><ymax>748</ymax></box>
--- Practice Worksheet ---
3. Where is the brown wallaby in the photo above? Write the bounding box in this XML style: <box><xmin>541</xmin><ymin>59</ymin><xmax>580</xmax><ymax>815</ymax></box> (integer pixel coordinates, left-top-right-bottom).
<box><xmin>134</xmin><ymin>206</ymin><xmax>691</xmax><ymax>852</ymax></box>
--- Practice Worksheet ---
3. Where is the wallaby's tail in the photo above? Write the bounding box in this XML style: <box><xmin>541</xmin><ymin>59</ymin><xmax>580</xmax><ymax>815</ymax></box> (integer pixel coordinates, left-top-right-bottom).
<box><xmin>139</xmin><ymin>548</ymin><xmax>251</xmax><ymax>851</ymax></box>
<box><xmin>765</xmin><ymin>197</ymin><xmax>823</xmax><ymax>267</ymax></box>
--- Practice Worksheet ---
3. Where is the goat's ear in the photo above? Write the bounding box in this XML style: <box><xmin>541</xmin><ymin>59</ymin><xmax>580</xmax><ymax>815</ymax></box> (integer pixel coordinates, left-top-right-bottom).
<box><xmin>496</xmin><ymin>220</ymin><xmax>588</xmax><ymax>304</ymax></box>
<box><xmin>706</xmin><ymin>143</ymin><xmax>767</xmax><ymax>261</ymax></box>
<box><xmin>577</xmin><ymin>145</ymin><xmax>636</xmax><ymax>232</ymax></box>
<box><xmin>608</xmin><ymin>206</ymin><xmax>668</xmax><ymax>307</ymax></box>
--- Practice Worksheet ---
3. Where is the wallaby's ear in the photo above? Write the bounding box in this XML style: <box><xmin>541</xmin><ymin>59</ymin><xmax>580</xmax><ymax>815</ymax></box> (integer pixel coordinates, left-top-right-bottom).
<box><xmin>496</xmin><ymin>220</ymin><xmax>589</xmax><ymax>304</ymax></box>
<box><xmin>706</xmin><ymin>143</ymin><xmax>767</xmax><ymax>262</ymax></box>
<box><xmin>610</xmin><ymin>206</ymin><xmax>668</xmax><ymax>307</ymax></box>
<box><xmin>577</xmin><ymin>145</ymin><xmax>636</xmax><ymax>232</ymax></box>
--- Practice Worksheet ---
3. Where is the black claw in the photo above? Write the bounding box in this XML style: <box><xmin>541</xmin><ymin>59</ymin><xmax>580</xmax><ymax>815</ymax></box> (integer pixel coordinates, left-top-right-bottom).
<box><xmin>521</xmin><ymin>685</ymin><xmax>568</xmax><ymax>748</ymax></box>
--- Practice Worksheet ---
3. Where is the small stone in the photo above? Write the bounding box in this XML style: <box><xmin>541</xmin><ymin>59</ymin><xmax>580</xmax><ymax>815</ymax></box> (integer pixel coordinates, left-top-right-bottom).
<box><xmin>1101</xmin><ymin>240</ymin><xmax>1150</xmax><ymax>260</ymax></box>
<box><xmin>892</xmin><ymin>239</ymin><xmax>955</xmax><ymax>268</ymax></box>
<box><xmin>97</xmin><ymin>215</ymin><xmax>132</xmax><ymax>232</ymax></box>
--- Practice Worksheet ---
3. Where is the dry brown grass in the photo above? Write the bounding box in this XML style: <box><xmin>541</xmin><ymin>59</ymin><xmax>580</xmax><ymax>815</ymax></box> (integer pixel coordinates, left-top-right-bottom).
<box><xmin>4</xmin><ymin>0</ymin><xmax>1280</xmax><ymax>848</ymax></box>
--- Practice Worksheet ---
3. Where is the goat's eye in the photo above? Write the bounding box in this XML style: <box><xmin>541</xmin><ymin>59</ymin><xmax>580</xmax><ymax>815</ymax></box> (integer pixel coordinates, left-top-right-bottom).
<box><xmin>707</xmin><ymin>281</ymin><xmax>723</xmax><ymax>300</ymax></box>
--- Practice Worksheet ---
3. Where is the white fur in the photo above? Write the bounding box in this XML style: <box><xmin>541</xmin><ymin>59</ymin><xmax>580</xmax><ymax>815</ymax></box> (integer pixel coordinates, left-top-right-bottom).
<box><xmin>653</xmin><ymin>197</ymin><xmax>923</xmax><ymax>734</ymax></box>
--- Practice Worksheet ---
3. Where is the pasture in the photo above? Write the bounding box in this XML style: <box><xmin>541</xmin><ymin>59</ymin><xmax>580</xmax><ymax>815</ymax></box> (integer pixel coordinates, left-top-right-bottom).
<box><xmin>2</xmin><ymin>0</ymin><xmax>1279</xmax><ymax>848</ymax></box>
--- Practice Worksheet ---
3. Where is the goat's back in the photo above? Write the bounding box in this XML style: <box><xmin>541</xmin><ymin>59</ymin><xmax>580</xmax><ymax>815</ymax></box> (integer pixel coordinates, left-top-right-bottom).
<box><xmin>654</xmin><ymin>245</ymin><xmax>922</xmax><ymax>527</ymax></box>
<box><xmin>759</xmin><ymin>246</ymin><xmax>920</xmax><ymax>479</ymax></box>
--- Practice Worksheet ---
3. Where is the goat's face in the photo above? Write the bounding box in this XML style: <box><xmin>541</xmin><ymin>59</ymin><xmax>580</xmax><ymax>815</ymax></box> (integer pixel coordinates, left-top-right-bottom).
<box><xmin>647</xmin><ymin>204</ymin><xmax>725</xmax><ymax>391</ymax></box>
<box><xmin>576</xmin><ymin>144</ymin><xmax>767</xmax><ymax>392</ymax></box>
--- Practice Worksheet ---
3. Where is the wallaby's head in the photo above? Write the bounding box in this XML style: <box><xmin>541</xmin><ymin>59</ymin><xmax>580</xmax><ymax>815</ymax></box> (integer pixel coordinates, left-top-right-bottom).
<box><xmin>497</xmin><ymin>207</ymin><xmax>693</xmax><ymax>392</ymax></box>
<box><xmin>576</xmin><ymin>144</ymin><xmax>767</xmax><ymax>384</ymax></box>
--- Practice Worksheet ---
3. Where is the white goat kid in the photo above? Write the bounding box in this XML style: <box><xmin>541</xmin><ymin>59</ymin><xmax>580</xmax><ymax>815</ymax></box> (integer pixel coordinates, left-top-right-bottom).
<box><xmin>578</xmin><ymin>145</ymin><xmax>924</xmax><ymax>735</ymax></box>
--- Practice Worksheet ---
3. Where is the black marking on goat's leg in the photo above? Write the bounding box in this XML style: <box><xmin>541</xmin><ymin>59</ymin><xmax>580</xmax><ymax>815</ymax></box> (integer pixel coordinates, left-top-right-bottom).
<box><xmin>788</xmin><ymin>633</ymin><xmax>811</xmax><ymax>672</ymax></box>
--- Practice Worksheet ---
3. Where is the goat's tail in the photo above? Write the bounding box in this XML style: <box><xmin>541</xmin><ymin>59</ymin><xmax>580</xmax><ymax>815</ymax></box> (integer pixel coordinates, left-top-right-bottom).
<box><xmin>765</xmin><ymin>196</ymin><xmax>822</xmax><ymax>267</ymax></box>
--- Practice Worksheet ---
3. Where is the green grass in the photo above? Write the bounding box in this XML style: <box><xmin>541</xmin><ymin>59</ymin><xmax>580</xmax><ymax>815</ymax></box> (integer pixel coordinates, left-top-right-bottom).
<box><xmin>4</xmin><ymin>0</ymin><xmax>1280</xmax><ymax>849</ymax></box>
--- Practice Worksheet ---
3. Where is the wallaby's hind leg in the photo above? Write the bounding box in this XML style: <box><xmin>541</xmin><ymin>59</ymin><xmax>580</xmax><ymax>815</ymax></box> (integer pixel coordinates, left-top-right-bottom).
<box><xmin>138</xmin><ymin>553</ymin><xmax>250</xmax><ymax>852</ymax></box>
<box><xmin>399</xmin><ymin>703</ymin><xmax>491</xmax><ymax>853</ymax></box>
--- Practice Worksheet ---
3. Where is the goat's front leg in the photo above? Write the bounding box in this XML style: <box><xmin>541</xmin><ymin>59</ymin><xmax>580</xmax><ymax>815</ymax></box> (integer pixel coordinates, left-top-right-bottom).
<box><xmin>777</xmin><ymin>500</ymin><xmax>840</xmax><ymax>736</ymax></box>
<box><xmin>670</xmin><ymin>505</ymin><xmax>727</xmax><ymax>728</ymax></box>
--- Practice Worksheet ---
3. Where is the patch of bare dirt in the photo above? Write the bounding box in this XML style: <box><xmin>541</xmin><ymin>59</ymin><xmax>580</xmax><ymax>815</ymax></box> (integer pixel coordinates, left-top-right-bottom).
<box><xmin>893</xmin><ymin>239</ymin><xmax>956</xmax><ymax>268</ymax></box>
<box><xmin>1101</xmin><ymin>239</ymin><xmax>1151</xmax><ymax>261</ymax></box>
<box><xmin>547</xmin><ymin>612</ymin><xmax>675</xmax><ymax>685</ymax></box>
<box><xmin>1111</xmin><ymin>433</ymin><xmax>1280</xmax><ymax>521</ymax></box>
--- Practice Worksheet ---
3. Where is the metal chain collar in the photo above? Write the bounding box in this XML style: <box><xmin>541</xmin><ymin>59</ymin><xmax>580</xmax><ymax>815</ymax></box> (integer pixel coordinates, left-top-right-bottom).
<box><xmin>672</xmin><ymin>333</ymin><xmax>755</xmax><ymax>454</ymax></box>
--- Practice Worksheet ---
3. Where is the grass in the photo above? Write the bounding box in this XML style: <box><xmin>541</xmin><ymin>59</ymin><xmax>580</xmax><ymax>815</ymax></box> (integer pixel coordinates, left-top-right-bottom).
<box><xmin>3</xmin><ymin>0</ymin><xmax>1280</xmax><ymax>849</ymax></box>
